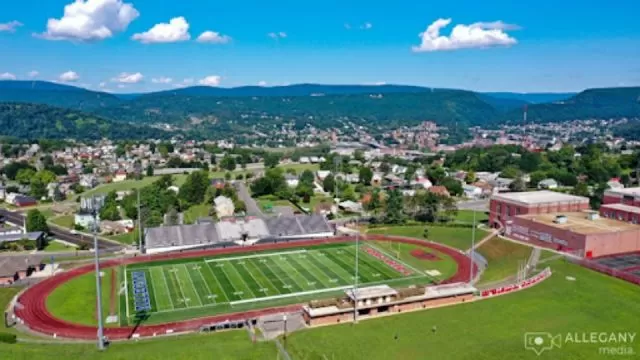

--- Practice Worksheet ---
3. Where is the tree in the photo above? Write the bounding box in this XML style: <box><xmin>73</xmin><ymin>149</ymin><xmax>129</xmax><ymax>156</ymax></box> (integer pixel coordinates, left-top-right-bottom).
<box><xmin>300</xmin><ymin>169</ymin><xmax>315</xmax><ymax>185</ymax></box>
<box><xmin>220</xmin><ymin>155</ymin><xmax>236</xmax><ymax>171</ymax></box>
<box><xmin>364</xmin><ymin>189</ymin><xmax>382</xmax><ymax>214</ymax></box>
<box><xmin>26</xmin><ymin>209</ymin><xmax>48</xmax><ymax>233</ymax></box>
<box><xmin>295</xmin><ymin>183</ymin><xmax>314</xmax><ymax>203</ymax></box>
<box><xmin>353</xmin><ymin>149</ymin><xmax>365</xmax><ymax>162</ymax></box>
<box><xmin>384</xmin><ymin>189</ymin><xmax>406</xmax><ymax>224</ymax></box>
<box><xmin>359</xmin><ymin>167</ymin><xmax>373</xmax><ymax>185</ymax></box>
<box><xmin>341</xmin><ymin>185</ymin><xmax>357</xmax><ymax>202</ymax></box>
<box><xmin>3</xmin><ymin>162</ymin><xmax>35</xmax><ymax>180</ymax></box>
<box><xmin>323</xmin><ymin>174</ymin><xmax>336</xmax><ymax>193</ymax></box>
<box><xmin>166</xmin><ymin>207</ymin><xmax>179</xmax><ymax>226</ymax></box>
<box><xmin>146</xmin><ymin>165</ymin><xmax>154</xmax><ymax>177</ymax></box>
<box><xmin>509</xmin><ymin>176</ymin><xmax>527</xmax><ymax>192</ymax></box>
<box><xmin>16</xmin><ymin>168</ymin><xmax>36</xmax><ymax>185</ymax></box>
<box><xmin>464</xmin><ymin>171</ymin><xmax>476</xmax><ymax>184</ymax></box>
<box><xmin>264</xmin><ymin>153</ymin><xmax>281</xmax><ymax>168</ymax></box>
<box><xmin>99</xmin><ymin>202</ymin><xmax>121</xmax><ymax>221</ymax></box>
<box><xmin>379</xmin><ymin>162</ymin><xmax>391</xmax><ymax>174</ymax></box>
<box><xmin>529</xmin><ymin>171</ymin><xmax>547</xmax><ymax>188</ymax></box>
<box><xmin>225</xmin><ymin>172</ymin><xmax>232</xmax><ymax>181</ymax></box>
<box><xmin>572</xmin><ymin>182</ymin><xmax>591</xmax><ymax>197</ymax></box>
<box><xmin>441</xmin><ymin>177</ymin><xmax>463</xmax><ymax>196</ymax></box>
<box><xmin>519</xmin><ymin>152</ymin><xmax>543</xmax><ymax>173</ymax></box>
<box><xmin>179</xmin><ymin>171</ymin><xmax>210</xmax><ymax>206</ymax></box>
<box><xmin>30</xmin><ymin>179</ymin><xmax>47</xmax><ymax>199</ymax></box>
<box><xmin>426</xmin><ymin>167</ymin><xmax>446</xmax><ymax>185</ymax></box>
<box><xmin>499</xmin><ymin>166</ymin><xmax>520</xmax><ymax>179</ymax></box>
<box><xmin>251</xmin><ymin>168</ymin><xmax>286</xmax><ymax>197</ymax></box>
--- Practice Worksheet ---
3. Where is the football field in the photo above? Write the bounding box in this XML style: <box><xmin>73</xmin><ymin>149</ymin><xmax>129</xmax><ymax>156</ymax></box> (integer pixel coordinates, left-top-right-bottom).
<box><xmin>123</xmin><ymin>243</ymin><xmax>429</xmax><ymax>322</ymax></box>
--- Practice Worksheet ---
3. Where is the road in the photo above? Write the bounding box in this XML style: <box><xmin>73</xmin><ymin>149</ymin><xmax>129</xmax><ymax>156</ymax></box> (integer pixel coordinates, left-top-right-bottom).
<box><xmin>0</xmin><ymin>209</ymin><xmax>123</xmax><ymax>251</ymax></box>
<box><xmin>457</xmin><ymin>199</ymin><xmax>490</xmax><ymax>212</ymax></box>
<box><xmin>233</xmin><ymin>181</ymin><xmax>265</xmax><ymax>218</ymax></box>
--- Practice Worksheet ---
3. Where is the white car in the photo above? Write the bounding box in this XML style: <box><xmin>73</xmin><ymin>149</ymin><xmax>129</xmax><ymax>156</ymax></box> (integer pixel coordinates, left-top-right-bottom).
<box><xmin>70</xmin><ymin>229</ymin><xmax>78</xmax><ymax>235</ymax></box>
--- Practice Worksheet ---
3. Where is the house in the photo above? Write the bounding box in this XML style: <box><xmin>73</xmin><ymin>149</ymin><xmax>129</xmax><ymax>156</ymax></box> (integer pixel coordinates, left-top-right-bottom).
<box><xmin>284</xmin><ymin>174</ymin><xmax>299</xmax><ymax>188</ymax></box>
<box><xmin>538</xmin><ymin>178</ymin><xmax>559</xmax><ymax>190</ymax></box>
<box><xmin>113</xmin><ymin>169</ymin><xmax>127</xmax><ymax>182</ymax></box>
<box><xmin>214</xmin><ymin>196</ymin><xmax>235</xmax><ymax>217</ymax></box>
<box><xmin>211</xmin><ymin>178</ymin><xmax>225</xmax><ymax>189</ymax></box>
<box><xmin>316</xmin><ymin>170</ymin><xmax>331</xmax><ymax>181</ymax></box>
<box><xmin>463</xmin><ymin>184</ymin><xmax>483</xmax><ymax>199</ymax></box>
<box><xmin>410</xmin><ymin>176</ymin><xmax>432</xmax><ymax>189</ymax></box>
<box><xmin>338</xmin><ymin>200</ymin><xmax>363</xmax><ymax>213</ymax></box>
<box><xmin>75</xmin><ymin>210</ymin><xmax>99</xmax><ymax>230</ymax></box>
<box><xmin>46</xmin><ymin>182</ymin><xmax>60</xmax><ymax>199</ymax></box>
<box><xmin>100</xmin><ymin>220</ymin><xmax>128</xmax><ymax>235</ymax></box>
<box><xmin>314</xmin><ymin>202</ymin><xmax>336</xmax><ymax>216</ymax></box>
<box><xmin>79</xmin><ymin>174</ymin><xmax>98</xmax><ymax>189</ymax></box>
<box><xmin>299</xmin><ymin>156</ymin><xmax>311</xmax><ymax>164</ymax></box>
<box><xmin>371</xmin><ymin>173</ymin><xmax>383</xmax><ymax>186</ymax></box>
<box><xmin>489</xmin><ymin>177</ymin><xmax>514</xmax><ymax>192</ymax></box>
<box><xmin>607</xmin><ymin>179</ymin><xmax>624</xmax><ymax>190</ymax></box>
<box><xmin>13</xmin><ymin>195</ymin><xmax>37</xmax><ymax>207</ymax></box>
<box><xmin>428</xmin><ymin>185</ymin><xmax>450</xmax><ymax>197</ymax></box>
<box><xmin>167</xmin><ymin>185</ymin><xmax>180</xmax><ymax>194</ymax></box>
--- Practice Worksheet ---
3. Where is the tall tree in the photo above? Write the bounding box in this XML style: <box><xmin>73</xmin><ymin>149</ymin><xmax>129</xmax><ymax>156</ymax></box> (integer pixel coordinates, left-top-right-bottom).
<box><xmin>323</xmin><ymin>174</ymin><xmax>336</xmax><ymax>193</ymax></box>
<box><xmin>179</xmin><ymin>171</ymin><xmax>210</xmax><ymax>206</ymax></box>
<box><xmin>359</xmin><ymin>166</ymin><xmax>373</xmax><ymax>185</ymax></box>
<box><xmin>384</xmin><ymin>189</ymin><xmax>406</xmax><ymax>224</ymax></box>
<box><xmin>264</xmin><ymin>153</ymin><xmax>281</xmax><ymax>168</ymax></box>
<box><xmin>26</xmin><ymin>209</ymin><xmax>48</xmax><ymax>233</ymax></box>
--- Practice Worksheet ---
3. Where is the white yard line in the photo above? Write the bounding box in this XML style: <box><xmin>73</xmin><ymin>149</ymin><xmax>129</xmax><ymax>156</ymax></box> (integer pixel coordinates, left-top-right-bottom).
<box><xmin>204</xmin><ymin>249</ymin><xmax>308</xmax><ymax>263</ymax></box>
<box><xmin>227</xmin><ymin>261</ymin><xmax>261</xmax><ymax>299</ymax></box>
<box><xmin>277</xmin><ymin>255</ymin><xmax>319</xmax><ymax>290</ymax></box>
<box><xmin>168</xmin><ymin>267</ymin><xmax>189</xmax><ymax>308</ymax></box>
<box><xmin>245</xmin><ymin>258</ymin><xmax>282</xmax><ymax>296</ymax></box>
<box><xmin>156</xmin><ymin>268</ymin><xmax>175</xmax><ymax>311</ymax></box>
<box><xmin>218</xmin><ymin>262</ymin><xmax>247</xmax><ymax>300</ymax></box>
<box><xmin>292</xmin><ymin>252</ymin><xmax>335</xmax><ymax>288</ymax></box>
<box><xmin>240</xmin><ymin>261</ymin><xmax>273</xmax><ymax>297</ymax></box>
<box><xmin>192</xmin><ymin>264</ymin><xmax>216</xmax><ymax>304</ymax></box>
<box><xmin>180</xmin><ymin>264</ymin><xmax>204</xmax><ymax>307</ymax></box>
<box><xmin>146</xmin><ymin>269</ymin><xmax>165</xmax><ymax>313</ymax></box>
<box><xmin>230</xmin><ymin>285</ymin><xmax>353</xmax><ymax>305</ymax></box>
<box><xmin>263</xmin><ymin>257</ymin><xmax>297</xmax><ymax>294</ymax></box>
<box><xmin>203</xmin><ymin>262</ymin><xmax>231</xmax><ymax>303</ymax></box>
<box><xmin>365</xmin><ymin>242</ymin><xmax>423</xmax><ymax>275</ymax></box>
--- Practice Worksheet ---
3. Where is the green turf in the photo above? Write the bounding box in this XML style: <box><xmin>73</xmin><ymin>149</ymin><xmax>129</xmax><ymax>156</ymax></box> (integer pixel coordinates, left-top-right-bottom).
<box><xmin>122</xmin><ymin>243</ymin><xmax>427</xmax><ymax>325</ymax></box>
<box><xmin>80</xmin><ymin>174</ymin><xmax>189</xmax><ymax>199</ymax></box>
<box><xmin>46</xmin><ymin>269</ymin><xmax>115</xmax><ymax>327</ymax></box>
<box><xmin>368</xmin><ymin>240</ymin><xmax>458</xmax><ymax>280</ymax></box>
<box><xmin>368</xmin><ymin>225</ymin><xmax>488</xmax><ymax>250</ymax></box>
<box><xmin>287</xmin><ymin>259</ymin><xmax>640</xmax><ymax>360</ymax></box>
<box><xmin>107</xmin><ymin>230</ymin><xmax>139</xmax><ymax>245</ymax></box>
<box><xmin>477</xmin><ymin>237</ymin><xmax>533</xmax><ymax>285</ymax></box>
<box><xmin>183</xmin><ymin>204</ymin><xmax>212</xmax><ymax>224</ymax></box>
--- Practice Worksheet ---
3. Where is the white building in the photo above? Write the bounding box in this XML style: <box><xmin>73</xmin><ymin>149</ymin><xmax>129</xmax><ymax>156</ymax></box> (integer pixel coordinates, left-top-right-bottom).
<box><xmin>214</xmin><ymin>196</ymin><xmax>235</xmax><ymax>217</ymax></box>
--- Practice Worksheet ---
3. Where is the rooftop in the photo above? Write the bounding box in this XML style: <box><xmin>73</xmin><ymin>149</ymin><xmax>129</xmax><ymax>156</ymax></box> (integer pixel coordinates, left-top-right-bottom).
<box><xmin>518</xmin><ymin>212</ymin><xmax>640</xmax><ymax>234</ymax></box>
<box><xmin>492</xmin><ymin>190</ymin><xmax>588</xmax><ymax>206</ymax></box>
<box><xmin>600</xmin><ymin>203</ymin><xmax>640</xmax><ymax>215</ymax></box>
<box><xmin>345</xmin><ymin>285</ymin><xmax>398</xmax><ymax>301</ymax></box>
<box><xmin>604</xmin><ymin>187</ymin><xmax>640</xmax><ymax>197</ymax></box>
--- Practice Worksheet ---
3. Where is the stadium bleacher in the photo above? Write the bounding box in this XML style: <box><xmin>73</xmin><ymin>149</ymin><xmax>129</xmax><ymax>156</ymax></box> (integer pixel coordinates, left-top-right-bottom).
<box><xmin>144</xmin><ymin>214</ymin><xmax>334</xmax><ymax>254</ymax></box>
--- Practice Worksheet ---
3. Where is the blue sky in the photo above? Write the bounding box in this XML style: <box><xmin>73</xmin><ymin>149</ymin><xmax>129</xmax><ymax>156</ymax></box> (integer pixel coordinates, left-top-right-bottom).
<box><xmin>1</xmin><ymin>0</ymin><xmax>639</xmax><ymax>93</ymax></box>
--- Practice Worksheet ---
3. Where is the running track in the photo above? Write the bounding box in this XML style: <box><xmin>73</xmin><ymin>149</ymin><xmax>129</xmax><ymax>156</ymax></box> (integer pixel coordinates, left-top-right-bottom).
<box><xmin>14</xmin><ymin>235</ymin><xmax>477</xmax><ymax>340</ymax></box>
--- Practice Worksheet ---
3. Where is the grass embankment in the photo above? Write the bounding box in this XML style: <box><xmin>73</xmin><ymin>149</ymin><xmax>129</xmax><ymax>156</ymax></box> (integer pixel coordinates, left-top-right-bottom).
<box><xmin>367</xmin><ymin>225</ymin><xmax>488</xmax><ymax>251</ymax></box>
<box><xmin>476</xmin><ymin>237</ymin><xmax>533</xmax><ymax>285</ymax></box>
<box><xmin>287</xmin><ymin>259</ymin><xmax>640</xmax><ymax>360</ymax></box>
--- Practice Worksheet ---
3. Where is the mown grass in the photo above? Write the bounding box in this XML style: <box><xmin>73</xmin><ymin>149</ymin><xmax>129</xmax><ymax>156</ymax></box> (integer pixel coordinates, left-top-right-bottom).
<box><xmin>368</xmin><ymin>241</ymin><xmax>458</xmax><ymax>281</ymax></box>
<box><xmin>477</xmin><ymin>237</ymin><xmax>533</xmax><ymax>285</ymax></box>
<box><xmin>367</xmin><ymin>225</ymin><xmax>488</xmax><ymax>251</ymax></box>
<box><xmin>287</xmin><ymin>259</ymin><xmax>640</xmax><ymax>360</ymax></box>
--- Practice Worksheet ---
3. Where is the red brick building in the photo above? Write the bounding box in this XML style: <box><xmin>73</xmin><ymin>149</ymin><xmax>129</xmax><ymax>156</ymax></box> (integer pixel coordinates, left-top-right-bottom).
<box><xmin>600</xmin><ymin>203</ymin><xmax>640</xmax><ymax>224</ymax></box>
<box><xmin>489</xmin><ymin>191</ymin><xmax>590</xmax><ymax>228</ymax></box>
<box><xmin>506</xmin><ymin>212</ymin><xmax>640</xmax><ymax>258</ymax></box>
<box><xmin>603</xmin><ymin>187</ymin><xmax>640</xmax><ymax>207</ymax></box>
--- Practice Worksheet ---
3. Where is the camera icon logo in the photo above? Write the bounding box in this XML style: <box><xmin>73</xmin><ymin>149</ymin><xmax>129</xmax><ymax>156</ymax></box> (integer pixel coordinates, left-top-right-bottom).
<box><xmin>524</xmin><ymin>332</ymin><xmax>562</xmax><ymax>355</ymax></box>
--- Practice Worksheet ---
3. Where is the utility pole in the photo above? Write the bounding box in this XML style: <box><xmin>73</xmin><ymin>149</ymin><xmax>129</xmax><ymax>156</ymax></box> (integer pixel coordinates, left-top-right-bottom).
<box><xmin>92</xmin><ymin>196</ymin><xmax>105</xmax><ymax>350</ymax></box>
<box><xmin>137</xmin><ymin>188</ymin><xmax>143</xmax><ymax>253</ymax></box>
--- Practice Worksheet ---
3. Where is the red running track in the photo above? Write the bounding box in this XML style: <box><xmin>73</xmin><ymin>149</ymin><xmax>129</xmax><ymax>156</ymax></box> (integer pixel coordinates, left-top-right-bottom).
<box><xmin>14</xmin><ymin>235</ymin><xmax>477</xmax><ymax>340</ymax></box>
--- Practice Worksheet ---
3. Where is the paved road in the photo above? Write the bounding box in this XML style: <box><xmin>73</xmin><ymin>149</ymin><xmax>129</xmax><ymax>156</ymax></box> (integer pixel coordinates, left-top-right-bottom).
<box><xmin>0</xmin><ymin>209</ymin><xmax>123</xmax><ymax>251</ymax></box>
<box><xmin>457</xmin><ymin>199</ymin><xmax>490</xmax><ymax>212</ymax></box>
<box><xmin>233</xmin><ymin>181</ymin><xmax>265</xmax><ymax>218</ymax></box>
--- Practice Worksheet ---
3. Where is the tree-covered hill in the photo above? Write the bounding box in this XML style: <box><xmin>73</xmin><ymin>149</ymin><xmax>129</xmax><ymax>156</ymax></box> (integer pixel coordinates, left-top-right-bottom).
<box><xmin>502</xmin><ymin>87</ymin><xmax>640</xmax><ymax>123</ymax></box>
<box><xmin>0</xmin><ymin>81</ymin><xmax>122</xmax><ymax>110</ymax></box>
<box><xmin>0</xmin><ymin>103</ymin><xmax>174</xmax><ymax>140</ymax></box>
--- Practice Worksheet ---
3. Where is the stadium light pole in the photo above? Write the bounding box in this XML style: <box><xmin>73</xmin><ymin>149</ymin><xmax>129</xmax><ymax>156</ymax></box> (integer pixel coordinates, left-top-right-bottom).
<box><xmin>92</xmin><ymin>196</ymin><xmax>105</xmax><ymax>350</ymax></box>
<box><xmin>354</xmin><ymin>219</ymin><xmax>359</xmax><ymax>323</ymax></box>
<box><xmin>470</xmin><ymin>209</ymin><xmax>476</xmax><ymax>284</ymax></box>
<box><xmin>137</xmin><ymin>188</ymin><xmax>143</xmax><ymax>253</ymax></box>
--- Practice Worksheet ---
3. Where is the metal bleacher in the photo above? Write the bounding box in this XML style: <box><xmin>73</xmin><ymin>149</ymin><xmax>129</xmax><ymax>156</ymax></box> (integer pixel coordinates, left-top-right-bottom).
<box><xmin>265</xmin><ymin>216</ymin><xmax>305</xmax><ymax>237</ymax></box>
<box><xmin>297</xmin><ymin>214</ymin><xmax>332</xmax><ymax>234</ymax></box>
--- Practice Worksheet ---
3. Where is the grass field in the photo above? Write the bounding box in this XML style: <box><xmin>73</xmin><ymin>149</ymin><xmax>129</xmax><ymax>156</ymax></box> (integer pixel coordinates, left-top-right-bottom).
<box><xmin>454</xmin><ymin>210</ymin><xmax>489</xmax><ymax>224</ymax></box>
<box><xmin>48</xmin><ymin>215</ymin><xmax>75</xmax><ymax>229</ymax></box>
<box><xmin>80</xmin><ymin>174</ymin><xmax>189</xmax><ymax>199</ymax></box>
<box><xmin>122</xmin><ymin>242</ymin><xmax>430</xmax><ymax>325</ymax></box>
<box><xmin>41</xmin><ymin>240</ymin><xmax>77</xmax><ymax>252</ymax></box>
<box><xmin>477</xmin><ymin>237</ymin><xmax>533</xmax><ymax>285</ymax></box>
<box><xmin>367</xmin><ymin>225</ymin><xmax>488</xmax><ymax>251</ymax></box>
<box><xmin>287</xmin><ymin>259</ymin><xmax>640</xmax><ymax>360</ymax></box>
<box><xmin>368</xmin><ymin>240</ymin><xmax>459</xmax><ymax>280</ymax></box>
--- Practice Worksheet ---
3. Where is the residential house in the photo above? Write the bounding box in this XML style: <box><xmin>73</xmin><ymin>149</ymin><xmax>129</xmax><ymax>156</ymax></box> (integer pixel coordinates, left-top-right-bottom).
<box><xmin>463</xmin><ymin>184</ymin><xmax>483</xmax><ymax>199</ymax></box>
<box><xmin>214</xmin><ymin>196</ymin><xmax>235</xmax><ymax>217</ymax></box>
<box><xmin>371</xmin><ymin>173</ymin><xmax>383</xmax><ymax>186</ymax></box>
<box><xmin>113</xmin><ymin>169</ymin><xmax>127</xmax><ymax>182</ymax></box>
<box><xmin>211</xmin><ymin>178</ymin><xmax>225</xmax><ymax>189</ymax></box>
<box><xmin>284</xmin><ymin>174</ymin><xmax>299</xmax><ymax>188</ymax></box>
<box><xmin>538</xmin><ymin>178</ymin><xmax>559</xmax><ymax>190</ymax></box>
<box><xmin>13</xmin><ymin>195</ymin><xmax>37</xmax><ymax>207</ymax></box>
<box><xmin>410</xmin><ymin>176</ymin><xmax>432</xmax><ymax>189</ymax></box>
<box><xmin>607</xmin><ymin>179</ymin><xmax>624</xmax><ymax>190</ymax></box>
<box><xmin>428</xmin><ymin>185</ymin><xmax>450</xmax><ymax>197</ymax></box>
<box><xmin>489</xmin><ymin>177</ymin><xmax>514</xmax><ymax>192</ymax></box>
<box><xmin>79</xmin><ymin>174</ymin><xmax>98</xmax><ymax>189</ymax></box>
<box><xmin>338</xmin><ymin>200</ymin><xmax>363</xmax><ymax>213</ymax></box>
<box><xmin>316</xmin><ymin>170</ymin><xmax>331</xmax><ymax>181</ymax></box>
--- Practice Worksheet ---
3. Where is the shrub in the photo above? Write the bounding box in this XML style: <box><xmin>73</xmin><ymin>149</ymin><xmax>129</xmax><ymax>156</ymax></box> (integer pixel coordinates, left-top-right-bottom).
<box><xmin>0</xmin><ymin>332</ymin><xmax>17</xmax><ymax>344</ymax></box>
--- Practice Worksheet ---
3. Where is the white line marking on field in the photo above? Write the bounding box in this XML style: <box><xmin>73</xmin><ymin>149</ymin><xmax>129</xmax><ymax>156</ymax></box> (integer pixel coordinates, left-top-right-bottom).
<box><xmin>192</xmin><ymin>264</ymin><xmax>215</xmax><ymax>304</ymax></box>
<box><xmin>245</xmin><ymin>258</ymin><xmax>282</xmax><ymax>296</ymax></box>
<box><xmin>181</xmin><ymin>264</ymin><xmax>204</xmax><ymax>306</ymax></box>
<box><xmin>204</xmin><ymin>262</ymin><xmax>230</xmax><ymax>303</ymax></box>
<box><xmin>170</xmin><ymin>267</ymin><xmax>189</xmax><ymax>307</ymax></box>
<box><xmin>157</xmin><ymin>268</ymin><xmax>175</xmax><ymax>310</ymax></box>
<box><xmin>124</xmin><ymin>264</ymin><xmax>129</xmax><ymax>319</ymax></box>
<box><xmin>204</xmin><ymin>249</ymin><xmax>308</xmax><ymax>263</ymax></box>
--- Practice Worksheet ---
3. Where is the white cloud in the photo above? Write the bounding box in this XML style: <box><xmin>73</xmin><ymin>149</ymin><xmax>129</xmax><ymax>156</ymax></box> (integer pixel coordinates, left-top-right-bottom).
<box><xmin>412</xmin><ymin>18</ymin><xmax>518</xmax><ymax>52</ymax></box>
<box><xmin>37</xmin><ymin>0</ymin><xmax>139</xmax><ymax>41</ymax></box>
<box><xmin>28</xmin><ymin>70</ymin><xmax>39</xmax><ymax>78</ymax></box>
<box><xmin>183</xmin><ymin>78</ymin><xmax>194</xmax><ymax>84</ymax></box>
<box><xmin>59</xmin><ymin>71</ymin><xmax>80</xmax><ymax>82</ymax></box>
<box><xmin>0</xmin><ymin>21</ymin><xmax>23</xmax><ymax>33</ymax></box>
<box><xmin>360</xmin><ymin>22</ymin><xmax>373</xmax><ymax>30</ymax></box>
<box><xmin>0</xmin><ymin>72</ymin><xmax>16</xmax><ymax>80</ymax></box>
<box><xmin>112</xmin><ymin>72</ymin><xmax>143</xmax><ymax>83</ymax></box>
<box><xmin>196</xmin><ymin>30</ymin><xmax>231</xmax><ymax>44</ymax></box>
<box><xmin>99</xmin><ymin>82</ymin><xmax>107</xmax><ymax>88</ymax></box>
<box><xmin>132</xmin><ymin>16</ymin><xmax>190</xmax><ymax>44</ymax></box>
<box><xmin>117</xmin><ymin>84</ymin><xmax>126</xmax><ymax>89</ymax></box>
<box><xmin>257</xmin><ymin>81</ymin><xmax>267</xmax><ymax>86</ymax></box>
<box><xmin>268</xmin><ymin>32</ymin><xmax>287</xmax><ymax>39</ymax></box>
<box><xmin>152</xmin><ymin>77</ymin><xmax>173</xmax><ymax>84</ymax></box>
<box><xmin>198</xmin><ymin>75</ymin><xmax>221</xmax><ymax>86</ymax></box>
